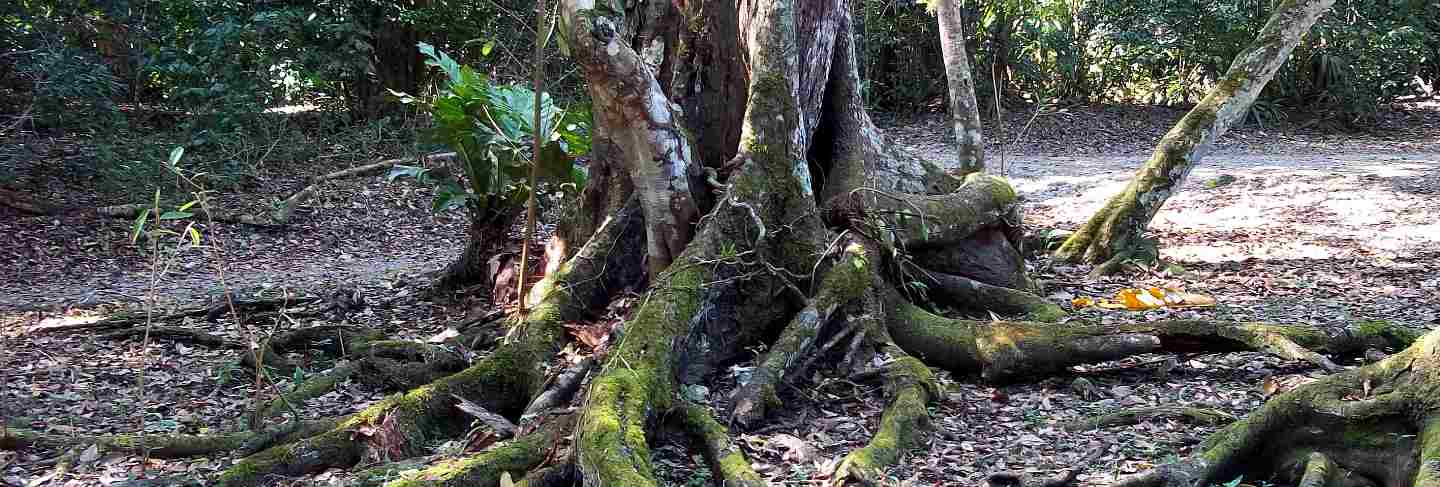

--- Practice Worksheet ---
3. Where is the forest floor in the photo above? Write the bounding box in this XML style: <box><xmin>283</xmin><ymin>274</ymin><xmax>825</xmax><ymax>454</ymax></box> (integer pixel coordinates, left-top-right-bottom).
<box><xmin>2</xmin><ymin>102</ymin><xmax>1438</xmax><ymax>486</ymax></box>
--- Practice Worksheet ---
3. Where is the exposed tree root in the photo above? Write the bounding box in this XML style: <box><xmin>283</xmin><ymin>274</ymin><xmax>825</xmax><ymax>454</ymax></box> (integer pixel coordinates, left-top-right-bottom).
<box><xmin>888</xmin><ymin>301</ymin><xmax>1419</xmax><ymax>383</ymax></box>
<box><xmin>1115</xmin><ymin>328</ymin><xmax>1440</xmax><ymax>487</ymax></box>
<box><xmin>1</xmin><ymin>418</ymin><xmax>339</xmax><ymax>458</ymax></box>
<box><xmin>678</xmin><ymin>403</ymin><xmax>766</xmax><ymax>487</ymax></box>
<box><xmin>831</xmin><ymin>341</ymin><xmax>937</xmax><ymax>486</ymax></box>
<box><xmin>919</xmin><ymin>270</ymin><xmax>1064</xmax><ymax>322</ymax></box>
<box><xmin>254</xmin><ymin>361</ymin><xmax>360</xmax><ymax>422</ymax></box>
<box><xmin>825</xmin><ymin>172</ymin><xmax>1018</xmax><ymax>250</ymax></box>
<box><xmin>1063</xmin><ymin>405</ymin><xmax>1237</xmax><ymax>432</ymax></box>
<box><xmin>523</xmin><ymin>357</ymin><xmax>594</xmax><ymax>418</ymax></box>
<box><xmin>215</xmin><ymin>201</ymin><xmax>645</xmax><ymax>485</ymax></box>
<box><xmin>377</xmin><ymin>414</ymin><xmax>573</xmax><ymax>487</ymax></box>
<box><xmin>730</xmin><ymin>244</ymin><xmax>871</xmax><ymax>427</ymax></box>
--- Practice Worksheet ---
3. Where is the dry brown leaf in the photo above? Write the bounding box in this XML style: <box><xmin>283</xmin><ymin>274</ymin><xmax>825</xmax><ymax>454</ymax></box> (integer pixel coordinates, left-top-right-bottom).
<box><xmin>771</xmin><ymin>434</ymin><xmax>816</xmax><ymax>463</ymax></box>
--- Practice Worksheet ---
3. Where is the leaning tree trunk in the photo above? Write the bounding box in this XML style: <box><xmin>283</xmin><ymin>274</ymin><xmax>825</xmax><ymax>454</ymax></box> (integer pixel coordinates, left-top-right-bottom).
<box><xmin>936</xmin><ymin>0</ymin><xmax>985</xmax><ymax>175</ymax></box>
<box><xmin>1055</xmin><ymin>0</ymin><xmax>1334</xmax><ymax>270</ymax></box>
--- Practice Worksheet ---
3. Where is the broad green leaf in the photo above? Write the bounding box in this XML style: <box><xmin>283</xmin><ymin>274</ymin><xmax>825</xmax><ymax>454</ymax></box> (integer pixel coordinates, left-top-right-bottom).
<box><xmin>160</xmin><ymin>211</ymin><xmax>193</xmax><ymax>220</ymax></box>
<box><xmin>168</xmin><ymin>146</ymin><xmax>185</xmax><ymax>167</ymax></box>
<box><xmin>482</xmin><ymin>41</ymin><xmax>495</xmax><ymax>57</ymax></box>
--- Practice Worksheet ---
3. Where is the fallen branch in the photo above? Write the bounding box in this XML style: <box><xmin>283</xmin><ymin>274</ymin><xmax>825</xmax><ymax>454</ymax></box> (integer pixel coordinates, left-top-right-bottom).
<box><xmin>99</xmin><ymin>326</ymin><xmax>240</xmax><ymax>348</ymax></box>
<box><xmin>28</xmin><ymin>296</ymin><xmax>319</xmax><ymax>335</ymax></box>
<box><xmin>1062</xmin><ymin>405</ymin><xmax>1237</xmax><ymax>432</ymax></box>
<box><xmin>272</xmin><ymin>152</ymin><xmax>456</xmax><ymax>224</ymax></box>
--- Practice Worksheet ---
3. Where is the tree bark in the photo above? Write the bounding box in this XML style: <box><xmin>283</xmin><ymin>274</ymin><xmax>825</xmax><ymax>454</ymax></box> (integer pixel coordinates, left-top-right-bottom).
<box><xmin>431</xmin><ymin>205</ymin><xmax>519</xmax><ymax>295</ymax></box>
<box><xmin>1055</xmin><ymin>0</ymin><xmax>1335</xmax><ymax>267</ymax></box>
<box><xmin>562</xmin><ymin>0</ymin><xmax>701</xmax><ymax>277</ymax></box>
<box><xmin>936</xmin><ymin>0</ymin><xmax>985</xmax><ymax>175</ymax></box>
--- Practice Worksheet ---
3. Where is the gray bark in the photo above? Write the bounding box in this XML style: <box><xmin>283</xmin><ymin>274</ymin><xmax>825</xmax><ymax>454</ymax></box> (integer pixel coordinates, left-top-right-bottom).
<box><xmin>935</xmin><ymin>0</ymin><xmax>984</xmax><ymax>175</ymax></box>
<box><xmin>561</xmin><ymin>0</ymin><xmax>701</xmax><ymax>277</ymax></box>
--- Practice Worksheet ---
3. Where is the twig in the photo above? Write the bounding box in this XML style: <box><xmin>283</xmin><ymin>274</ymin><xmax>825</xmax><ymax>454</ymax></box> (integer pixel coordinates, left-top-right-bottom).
<box><xmin>452</xmin><ymin>394</ymin><xmax>518</xmax><ymax>438</ymax></box>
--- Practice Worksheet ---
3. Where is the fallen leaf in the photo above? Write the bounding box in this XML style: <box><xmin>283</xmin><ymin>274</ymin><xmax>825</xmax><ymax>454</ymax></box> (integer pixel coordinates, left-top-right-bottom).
<box><xmin>771</xmin><ymin>433</ymin><xmax>816</xmax><ymax>463</ymax></box>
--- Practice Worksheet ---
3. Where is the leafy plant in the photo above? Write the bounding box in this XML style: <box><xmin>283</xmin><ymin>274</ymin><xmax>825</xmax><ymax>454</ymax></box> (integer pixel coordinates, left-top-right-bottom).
<box><xmin>389</xmin><ymin>43</ymin><xmax>588</xmax><ymax>214</ymax></box>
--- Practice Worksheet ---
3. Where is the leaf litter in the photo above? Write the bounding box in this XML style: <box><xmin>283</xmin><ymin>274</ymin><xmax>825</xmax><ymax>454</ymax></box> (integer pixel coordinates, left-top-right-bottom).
<box><xmin>3</xmin><ymin>103</ymin><xmax>1438</xmax><ymax>486</ymax></box>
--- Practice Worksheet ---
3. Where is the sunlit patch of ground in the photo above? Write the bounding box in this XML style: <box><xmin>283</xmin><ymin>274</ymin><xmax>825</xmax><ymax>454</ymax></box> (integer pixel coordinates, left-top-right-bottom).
<box><xmin>1021</xmin><ymin>153</ymin><xmax>1440</xmax><ymax>263</ymax></box>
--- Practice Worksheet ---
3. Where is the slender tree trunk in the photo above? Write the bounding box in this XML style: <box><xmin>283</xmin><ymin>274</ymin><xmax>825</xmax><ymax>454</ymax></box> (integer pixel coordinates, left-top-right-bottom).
<box><xmin>1055</xmin><ymin>0</ymin><xmax>1335</xmax><ymax>268</ymax></box>
<box><xmin>935</xmin><ymin>0</ymin><xmax>985</xmax><ymax>175</ymax></box>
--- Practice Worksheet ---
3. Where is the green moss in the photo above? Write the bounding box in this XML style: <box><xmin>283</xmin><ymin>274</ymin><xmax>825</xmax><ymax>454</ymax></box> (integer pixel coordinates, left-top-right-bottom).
<box><xmin>681</xmin><ymin>404</ymin><xmax>766</xmax><ymax>486</ymax></box>
<box><xmin>577</xmin><ymin>264</ymin><xmax>710</xmax><ymax>487</ymax></box>
<box><xmin>1024</xmin><ymin>305</ymin><xmax>1067</xmax><ymax>324</ymax></box>
<box><xmin>834</xmin><ymin>356</ymin><xmax>933</xmax><ymax>484</ymax></box>
<box><xmin>962</xmin><ymin>172</ymin><xmax>1017</xmax><ymax>203</ymax></box>
<box><xmin>887</xmin><ymin>302</ymin><xmax>982</xmax><ymax>374</ymax></box>
<box><xmin>384</xmin><ymin>428</ymin><xmax>549</xmax><ymax>487</ymax></box>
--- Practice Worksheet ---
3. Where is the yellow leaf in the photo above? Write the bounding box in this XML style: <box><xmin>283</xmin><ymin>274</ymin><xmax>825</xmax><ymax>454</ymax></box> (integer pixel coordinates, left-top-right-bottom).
<box><xmin>1117</xmin><ymin>288</ymin><xmax>1163</xmax><ymax>310</ymax></box>
<box><xmin>1071</xmin><ymin>296</ymin><xmax>1093</xmax><ymax>308</ymax></box>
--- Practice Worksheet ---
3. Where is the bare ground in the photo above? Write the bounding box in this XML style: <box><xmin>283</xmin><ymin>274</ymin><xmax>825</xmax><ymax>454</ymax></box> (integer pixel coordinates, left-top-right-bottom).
<box><xmin>2</xmin><ymin>103</ymin><xmax>1438</xmax><ymax>486</ymax></box>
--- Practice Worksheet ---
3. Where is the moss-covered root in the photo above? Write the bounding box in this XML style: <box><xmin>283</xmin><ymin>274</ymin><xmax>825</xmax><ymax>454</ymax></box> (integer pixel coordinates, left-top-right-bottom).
<box><xmin>679</xmin><ymin>404</ymin><xmax>766</xmax><ymax>487</ymax></box>
<box><xmin>888</xmin><ymin>303</ymin><xmax>1422</xmax><ymax>383</ymax></box>
<box><xmin>254</xmin><ymin>361</ymin><xmax>360</xmax><ymax>424</ymax></box>
<box><xmin>831</xmin><ymin>344</ymin><xmax>936</xmax><ymax>486</ymax></box>
<box><xmin>920</xmin><ymin>271</ymin><xmax>1064</xmax><ymax>322</ymax></box>
<box><xmin>730</xmin><ymin>243</ymin><xmax>872</xmax><ymax>427</ymax></box>
<box><xmin>379</xmin><ymin>415</ymin><xmax>574</xmax><ymax>487</ymax></box>
<box><xmin>1115</xmin><ymin>328</ymin><xmax>1440</xmax><ymax>487</ymax></box>
<box><xmin>1416</xmin><ymin>416</ymin><xmax>1440</xmax><ymax>487</ymax></box>
<box><xmin>824</xmin><ymin>172</ymin><xmax>1018</xmax><ymax>249</ymax></box>
<box><xmin>220</xmin><ymin>203</ymin><xmax>646</xmax><ymax>486</ymax></box>
<box><xmin>0</xmin><ymin>418</ymin><xmax>338</xmax><ymax>458</ymax></box>
<box><xmin>1062</xmin><ymin>405</ymin><xmax>1236</xmax><ymax>432</ymax></box>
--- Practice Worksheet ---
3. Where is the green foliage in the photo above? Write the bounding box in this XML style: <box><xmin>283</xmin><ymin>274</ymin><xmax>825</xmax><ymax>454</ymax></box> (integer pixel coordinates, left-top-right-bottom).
<box><xmin>857</xmin><ymin>0</ymin><xmax>1438</xmax><ymax>117</ymax></box>
<box><xmin>390</xmin><ymin>44</ymin><xmax>589</xmax><ymax>215</ymax></box>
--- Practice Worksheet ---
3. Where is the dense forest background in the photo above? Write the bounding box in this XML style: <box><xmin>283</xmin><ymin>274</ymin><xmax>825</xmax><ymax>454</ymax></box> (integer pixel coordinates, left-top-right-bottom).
<box><xmin>3</xmin><ymin>0</ymin><xmax>1437</xmax><ymax>199</ymax></box>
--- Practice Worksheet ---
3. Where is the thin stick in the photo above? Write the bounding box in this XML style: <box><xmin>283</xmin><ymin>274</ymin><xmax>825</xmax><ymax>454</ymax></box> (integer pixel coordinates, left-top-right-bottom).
<box><xmin>992</xmin><ymin>61</ymin><xmax>1005</xmax><ymax>176</ymax></box>
<box><xmin>518</xmin><ymin>2</ymin><xmax>551</xmax><ymax>310</ymax></box>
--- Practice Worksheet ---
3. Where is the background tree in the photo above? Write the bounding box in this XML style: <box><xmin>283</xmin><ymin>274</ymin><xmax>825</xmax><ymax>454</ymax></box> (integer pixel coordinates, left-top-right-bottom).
<box><xmin>935</xmin><ymin>0</ymin><xmax>986</xmax><ymax>175</ymax></box>
<box><xmin>1055</xmin><ymin>0</ymin><xmax>1336</xmax><ymax>270</ymax></box>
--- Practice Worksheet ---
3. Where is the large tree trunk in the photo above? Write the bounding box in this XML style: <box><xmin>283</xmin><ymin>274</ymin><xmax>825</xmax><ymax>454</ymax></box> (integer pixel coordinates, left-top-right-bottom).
<box><xmin>936</xmin><ymin>0</ymin><xmax>985</xmax><ymax>175</ymax></box>
<box><xmin>20</xmin><ymin>1</ymin><xmax>1422</xmax><ymax>486</ymax></box>
<box><xmin>1055</xmin><ymin>0</ymin><xmax>1334</xmax><ymax>269</ymax></box>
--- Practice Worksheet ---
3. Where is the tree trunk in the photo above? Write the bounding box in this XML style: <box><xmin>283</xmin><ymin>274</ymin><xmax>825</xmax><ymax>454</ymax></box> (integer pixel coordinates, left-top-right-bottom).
<box><xmin>1055</xmin><ymin>0</ymin><xmax>1334</xmax><ymax>268</ymax></box>
<box><xmin>431</xmin><ymin>205</ymin><xmax>519</xmax><ymax>296</ymax></box>
<box><xmin>563</xmin><ymin>0</ymin><xmax>700</xmax><ymax>277</ymax></box>
<box><xmin>29</xmin><ymin>1</ymin><xmax>1422</xmax><ymax>486</ymax></box>
<box><xmin>936</xmin><ymin>0</ymin><xmax>985</xmax><ymax>175</ymax></box>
